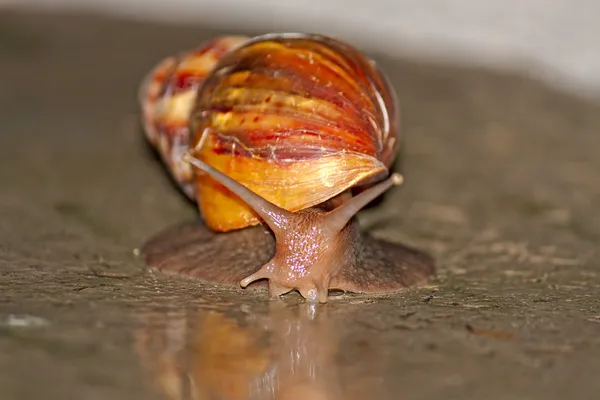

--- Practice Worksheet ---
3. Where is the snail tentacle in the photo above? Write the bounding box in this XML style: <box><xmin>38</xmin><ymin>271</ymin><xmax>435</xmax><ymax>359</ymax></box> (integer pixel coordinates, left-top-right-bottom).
<box><xmin>323</xmin><ymin>173</ymin><xmax>403</xmax><ymax>235</ymax></box>
<box><xmin>183</xmin><ymin>153</ymin><xmax>293</xmax><ymax>231</ymax></box>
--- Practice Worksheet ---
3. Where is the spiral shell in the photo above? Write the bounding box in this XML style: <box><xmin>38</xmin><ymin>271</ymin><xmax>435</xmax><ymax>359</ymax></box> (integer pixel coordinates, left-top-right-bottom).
<box><xmin>140</xmin><ymin>36</ymin><xmax>250</xmax><ymax>198</ymax></box>
<box><xmin>141</xmin><ymin>33</ymin><xmax>399</xmax><ymax>231</ymax></box>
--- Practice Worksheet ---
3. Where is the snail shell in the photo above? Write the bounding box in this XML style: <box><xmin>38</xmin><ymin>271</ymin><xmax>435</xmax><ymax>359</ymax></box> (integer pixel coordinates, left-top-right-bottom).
<box><xmin>140</xmin><ymin>33</ymin><xmax>399</xmax><ymax>231</ymax></box>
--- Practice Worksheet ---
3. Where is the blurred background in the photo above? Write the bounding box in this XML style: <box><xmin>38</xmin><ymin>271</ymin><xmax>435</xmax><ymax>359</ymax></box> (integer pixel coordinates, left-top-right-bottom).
<box><xmin>6</xmin><ymin>0</ymin><xmax>599</xmax><ymax>98</ymax></box>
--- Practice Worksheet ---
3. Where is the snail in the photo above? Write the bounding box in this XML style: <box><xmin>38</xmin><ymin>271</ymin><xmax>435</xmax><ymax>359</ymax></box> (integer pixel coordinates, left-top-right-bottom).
<box><xmin>139</xmin><ymin>33</ymin><xmax>435</xmax><ymax>303</ymax></box>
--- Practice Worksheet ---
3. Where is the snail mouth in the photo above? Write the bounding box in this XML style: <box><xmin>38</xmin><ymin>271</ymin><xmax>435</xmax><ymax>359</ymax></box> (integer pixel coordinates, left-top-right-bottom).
<box><xmin>239</xmin><ymin>259</ymin><xmax>332</xmax><ymax>303</ymax></box>
<box><xmin>265</xmin><ymin>282</ymin><xmax>331</xmax><ymax>304</ymax></box>
<box><xmin>267</xmin><ymin>282</ymin><xmax>329</xmax><ymax>304</ymax></box>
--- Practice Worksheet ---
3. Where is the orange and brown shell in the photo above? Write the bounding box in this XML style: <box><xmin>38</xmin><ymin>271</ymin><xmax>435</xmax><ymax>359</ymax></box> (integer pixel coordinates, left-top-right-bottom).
<box><xmin>140</xmin><ymin>33</ymin><xmax>400</xmax><ymax>232</ymax></box>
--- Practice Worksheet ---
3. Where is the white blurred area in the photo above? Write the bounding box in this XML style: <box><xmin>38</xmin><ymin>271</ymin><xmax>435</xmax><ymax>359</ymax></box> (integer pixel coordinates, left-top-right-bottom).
<box><xmin>6</xmin><ymin>0</ymin><xmax>599</xmax><ymax>97</ymax></box>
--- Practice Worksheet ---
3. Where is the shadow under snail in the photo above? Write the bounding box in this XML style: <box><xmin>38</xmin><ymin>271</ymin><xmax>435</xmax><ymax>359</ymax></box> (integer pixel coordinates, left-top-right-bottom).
<box><xmin>138</xmin><ymin>33</ymin><xmax>435</xmax><ymax>303</ymax></box>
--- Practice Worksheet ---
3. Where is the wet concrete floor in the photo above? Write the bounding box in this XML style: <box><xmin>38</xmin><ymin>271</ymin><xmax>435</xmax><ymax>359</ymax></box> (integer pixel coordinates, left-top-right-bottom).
<box><xmin>1</xmin><ymin>10</ymin><xmax>599</xmax><ymax>400</ymax></box>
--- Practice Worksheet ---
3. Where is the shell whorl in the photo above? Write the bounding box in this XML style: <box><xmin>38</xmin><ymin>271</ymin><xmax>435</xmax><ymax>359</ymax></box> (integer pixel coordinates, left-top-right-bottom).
<box><xmin>139</xmin><ymin>36</ymin><xmax>250</xmax><ymax>198</ymax></box>
<box><xmin>140</xmin><ymin>34</ymin><xmax>399</xmax><ymax>232</ymax></box>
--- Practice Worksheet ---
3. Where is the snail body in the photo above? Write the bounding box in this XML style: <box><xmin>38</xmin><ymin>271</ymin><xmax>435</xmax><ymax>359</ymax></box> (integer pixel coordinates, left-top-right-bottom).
<box><xmin>139</xmin><ymin>33</ymin><xmax>435</xmax><ymax>303</ymax></box>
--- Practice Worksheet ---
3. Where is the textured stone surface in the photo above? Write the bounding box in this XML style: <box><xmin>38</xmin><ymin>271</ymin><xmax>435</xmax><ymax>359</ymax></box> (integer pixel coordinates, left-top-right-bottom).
<box><xmin>1</xmin><ymin>11</ymin><xmax>599</xmax><ymax>400</ymax></box>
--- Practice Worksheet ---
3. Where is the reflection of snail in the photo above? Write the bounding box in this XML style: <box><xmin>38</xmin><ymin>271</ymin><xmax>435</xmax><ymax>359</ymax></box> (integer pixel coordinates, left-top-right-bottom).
<box><xmin>135</xmin><ymin>304</ymin><xmax>385</xmax><ymax>400</ymax></box>
<box><xmin>139</xmin><ymin>34</ymin><xmax>435</xmax><ymax>303</ymax></box>
<box><xmin>136</xmin><ymin>310</ymin><xmax>269</xmax><ymax>400</ymax></box>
